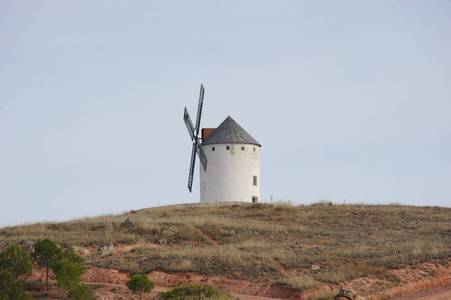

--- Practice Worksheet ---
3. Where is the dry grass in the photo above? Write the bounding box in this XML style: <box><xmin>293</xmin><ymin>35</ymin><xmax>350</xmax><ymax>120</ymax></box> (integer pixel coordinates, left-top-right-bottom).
<box><xmin>308</xmin><ymin>289</ymin><xmax>337</xmax><ymax>300</ymax></box>
<box><xmin>1</xmin><ymin>202</ymin><xmax>450</xmax><ymax>294</ymax></box>
<box><xmin>277</xmin><ymin>274</ymin><xmax>319</xmax><ymax>290</ymax></box>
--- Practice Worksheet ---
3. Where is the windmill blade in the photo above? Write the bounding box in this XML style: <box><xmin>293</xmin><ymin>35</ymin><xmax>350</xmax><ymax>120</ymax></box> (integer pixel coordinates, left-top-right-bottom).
<box><xmin>184</xmin><ymin>84</ymin><xmax>206</xmax><ymax>193</ymax></box>
<box><xmin>187</xmin><ymin>142</ymin><xmax>197</xmax><ymax>192</ymax></box>
<box><xmin>196</xmin><ymin>143</ymin><xmax>208</xmax><ymax>171</ymax></box>
<box><xmin>194</xmin><ymin>84</ymin><xmax>205</xmax><ymax>136</ymax></box>
<box><xmin>183</xmin><ymin>107</ymin><xmax>195</xmax><ymax>141</ymax></box>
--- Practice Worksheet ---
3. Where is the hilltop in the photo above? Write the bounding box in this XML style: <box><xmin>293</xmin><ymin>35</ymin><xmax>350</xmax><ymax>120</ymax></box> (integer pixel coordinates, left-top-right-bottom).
<box><xmin>1</xmin><ymin>202</ymin><xmax>450</xmax><ymax>299</ymax></box>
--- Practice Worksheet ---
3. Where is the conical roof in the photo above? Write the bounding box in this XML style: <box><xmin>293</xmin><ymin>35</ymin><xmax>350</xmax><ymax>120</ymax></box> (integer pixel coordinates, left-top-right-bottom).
<box><xmin>202</xmin><ymin>116</ymin><xmax>261</xmax><ymax>146</ymax></box>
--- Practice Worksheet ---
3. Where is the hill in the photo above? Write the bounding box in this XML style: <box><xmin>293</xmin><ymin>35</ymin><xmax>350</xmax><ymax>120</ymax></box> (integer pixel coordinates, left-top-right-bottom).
<box><xmin>1</xmin><ymin>202</ymin><xmax>450</xmax><ymax>299</ymax></box>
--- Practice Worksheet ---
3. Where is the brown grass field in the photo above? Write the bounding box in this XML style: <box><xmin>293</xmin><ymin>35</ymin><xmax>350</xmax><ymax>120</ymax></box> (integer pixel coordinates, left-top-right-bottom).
<box><xmin>1</xmin><ymin>202</ymin><xmax>450</xmax><ymax>299</ymax></box>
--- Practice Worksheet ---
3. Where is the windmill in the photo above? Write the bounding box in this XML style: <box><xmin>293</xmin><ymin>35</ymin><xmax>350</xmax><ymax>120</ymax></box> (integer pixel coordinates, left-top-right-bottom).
<box><xmin>183</xmin><ymin>84</ymin><xmax>261</xmax><ymax>203</ymax></box>
<box><xmin>183</xmin><ymin>84</ymin><xmax>208</xmax><ymax>192</ymax></box>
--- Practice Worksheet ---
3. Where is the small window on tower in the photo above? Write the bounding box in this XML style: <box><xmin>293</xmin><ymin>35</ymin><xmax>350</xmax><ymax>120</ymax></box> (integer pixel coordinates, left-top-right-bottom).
<box><xmin>241</xmin><ymin>146</ymin><xmax>245</xmax><ymax>151</ymax></box>
<box><xmin>226</xmin><ymin>146</ymin><xmax>230</xmax><ymax>150</ymax></box>
<box><xmin>212</xmin><ymin>147</ymin><xmax>215</xmax><ymax>151</ymax></box>
<box><xmin>253</xmin><ymin>176</ymin><xmax>258</xmax><ymax>186</ymax></box>
<box><xmin>253</xmin><ymin>147</ymin><xmax>256</xmax><ymax>152</ymax></box>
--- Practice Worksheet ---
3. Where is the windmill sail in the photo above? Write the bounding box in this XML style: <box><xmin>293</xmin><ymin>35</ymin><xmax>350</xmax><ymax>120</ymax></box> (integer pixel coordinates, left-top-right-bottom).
<box><xmin>188</xmin><ymin>142</ymin><xmax>197</xmax><ymax>192</ymax></box>
<box><xmin>195</xmin><ymin>84</ymin><xmax>204</xmax><ymax>134</ymax></box>
<box><xmin>197</xmin><ymin>143</ymin><xmax>207</xmax><ymax>171</ymax></box>
<box><xmin>184</xmin><ymin>84</ymin><xmax>208</xmax><ymax>192</ymax></box>
<box><xmin>183</xmin><ymin>108</ymin><xmax>195</xmax><ymax>141</ymax></box>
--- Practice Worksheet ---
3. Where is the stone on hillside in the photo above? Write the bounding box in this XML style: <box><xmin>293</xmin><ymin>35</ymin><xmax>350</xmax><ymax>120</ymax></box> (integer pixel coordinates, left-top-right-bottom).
<box><xmin>0</xmin><ymin>240</ymin><xmax>35</xmax><ymax>253</ymax></box>
<box><xmin>0</xmin><ymin>241</ymin><xmax>13</xmax><ymax>251</ymax></box>
<box><xmin>157</xmin><ymin>238</ymin><xmax>167</xmax><ymax>245</ymax></box>
<box><xmin>98</xmin><ymin>243</ymin><xmax>115</xmax><ymax>254</ymax></box>
<box><xmin>73</xmin><ymin>246</ymin><xmax>90</xmax><ymax>256</ymax></box>
<box><xmin>311</xmin><ymin>264</ymin><xmax>320</xmax><ymax>270</ymax></box>
<box><xmin>334</xmin><ymin>286</ymin><xmax>358</xmax><ymax>300</ymax></box>
<box><xmin>242</xmin><ymin>229</ymin><xmax>251</xmax><ymax>236</ymax></box>
<box><xmin>120</xmin><ymin>217</ymin><xmax>134</xmax><ymax>228</ymax></box>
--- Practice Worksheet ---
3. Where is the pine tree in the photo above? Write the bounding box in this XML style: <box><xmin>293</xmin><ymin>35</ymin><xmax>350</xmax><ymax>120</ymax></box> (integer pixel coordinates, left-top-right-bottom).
<box><xmin>32</xmin><ymin>238</ymin><xmax>61</xmax><ymax>290</ymax></box>
<box><xmin>126</xmin><ymin>274</ymin><xmax>155</xmax><ymax>300</ymax></box>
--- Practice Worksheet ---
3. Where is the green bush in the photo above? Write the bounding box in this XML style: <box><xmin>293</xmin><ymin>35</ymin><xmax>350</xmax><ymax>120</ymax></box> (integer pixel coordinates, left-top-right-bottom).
<box><xmin>68</xmin><ymin>284</ymin><xmax>97</xmax><ymax>300</ymax></box>
<box><xmin>0</xmin><ymin>270</ymin><xmax>32</xmax><ymax>300</ymax></box>
<box><xmin>0</xmin><ymin>243</ymin><xmax>32</xmax><ymax>279</ymax></box>
<box><xmin>126</xmin><ymin>274</ymin><xmax>154</xmax><ymax>300</ymax></box>
<box><xmin>0</xmin><ymin>244</ymin><xmax>33</xmax><ymax>299</ymax></box>
<box><xmin>160</xmin><ymin>284</ymin><xmax>237</xmax><ymax>300</ymax></box>
<box><xmin>52</xmin><ymin>246</ymin><xmax>87</xmax><ymax>296</ymax></box>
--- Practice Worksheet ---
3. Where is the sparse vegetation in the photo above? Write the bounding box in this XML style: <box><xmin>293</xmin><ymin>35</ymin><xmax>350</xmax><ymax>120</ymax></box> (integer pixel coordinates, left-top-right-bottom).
<box><xmin>308</xmin><ymin>289</ymin><xmax>337</xmax><ymax>300</ymax></box>
<box><xmin>277</xmin><ymin>274</ymin><xmax>319</xmax><ymax>290</ymax></box>
<box><xmin>159</xmin><ymin>284</ymin><xmax>238</xmax><ymax>300</ymax></box>
<box><xmin>0</xmin><ymin>202</ymin><xmax>450</xmax><ymax>297</ymax></box>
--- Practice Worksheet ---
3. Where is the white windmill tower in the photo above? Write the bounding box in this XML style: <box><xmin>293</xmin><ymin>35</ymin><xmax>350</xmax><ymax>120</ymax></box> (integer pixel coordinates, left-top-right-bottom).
<box><xmin>183</xmin><ymin>85</ymin><xmax>261</xmax><ymax>203</ymax></box>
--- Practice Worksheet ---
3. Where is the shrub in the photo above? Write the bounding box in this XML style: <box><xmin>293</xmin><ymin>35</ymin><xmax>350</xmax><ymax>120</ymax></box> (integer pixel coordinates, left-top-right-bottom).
<box><xmin>0</xmin><ymin>243</ymin><xmax>33</xmax><ymax>280</ymax></box>
<box><xmin>308</xmin><ymin>290</ymin><xmax>337</xmax><ymax>300</ymax></box>
<box><xmin>160</xmin><ymin>211</ymin><xmax>171</xmax><ymax>218</ymax></box>
<box><xmin>278</xmin><ymin>274</ymin><xmax>319</xmax><ymax>290</ymax></box>
<box><xmin>126</xmin><ymin>274</ymin><xmax>154</xmax><ymax>300</ymax></box>
<box><xmin>52</xmin><ymin>246</ymin><xmax>87</xmax><ymax>296</ymax></box>
<box><xmin>0</xmin><ymin>243</ymin><xmax>33</xmax><ymax>300</ymax></box>
<box><xmin>315</xmin><ymin>268</ymin><xmax>353</xmax><ymax>284</ymax></box>
<box><xmin>273</xmin><ymin>201</ymin><xmax>296</xmax><ymax>212</ymax></box>
<box><xmin>68</xmin><ymin>284</ymin><xmax>97</xmax><ymax>300</ymax></box>
<box><xmin>245</xmin><ymin>203</ymin><xmax>266</xmax><ymax>210</ymax></box>
<box><xmin>0</xmin><ymin>270</ymin><xmax>32</xmax><ymax>300</ymax></box>
<box><xmin>160</xmin><ymin>284</ymin><xmax>237</xmax><ymax>300</ymax></box>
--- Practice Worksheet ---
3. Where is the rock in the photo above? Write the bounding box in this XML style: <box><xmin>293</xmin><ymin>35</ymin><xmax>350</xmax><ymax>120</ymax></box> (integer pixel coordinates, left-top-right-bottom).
<box><xmin>334</xmin><ymin>286</ymin><xmax>358</xmax><ymax>300</ymax></box>
<box><xmin>311</xmin><ymin>264</ymin><xmax>320</xmax><ymax>270</ymax></box>
<box><xmin>98</xmin><ymin>243</ymin><xmax>115</xmax><ymax>254</ymax></box>
<box><xmin>73</xmin><ymin>246</ymin><xmax>90</xmax><ymax>256</ymax></box>
<box><xmin>120</xmin><ymin>218</ymin><xmax>133</xmax><ymax>228</ymax></box>
<box><xmin>0</xmin><ymin>240</ymin><xmax>35</xmax><ymax>253</ymax></box>
<box><xmin>0</xmin><ymin>241</ymin><xmax>13</xmax><ymax>251</ymax></box>
<box><xmin>242</xmin><ymin>229</ymin><xmax>251</xmax><ymax>236</ymax></box>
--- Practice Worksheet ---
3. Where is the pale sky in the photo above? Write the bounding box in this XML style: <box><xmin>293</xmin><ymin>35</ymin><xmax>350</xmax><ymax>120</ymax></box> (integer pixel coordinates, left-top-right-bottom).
<box><xmin>1</xmin><ymin>1</ymin><xmax>450</xmax><ymax>228</ymax></box>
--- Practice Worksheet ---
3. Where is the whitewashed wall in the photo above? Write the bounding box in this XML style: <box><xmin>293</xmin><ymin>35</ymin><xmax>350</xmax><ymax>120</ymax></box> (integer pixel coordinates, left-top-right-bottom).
<box><xmin>200</xmin><ymin>143</ymin><xmax>260</xmax><ymax>203</ymax></box>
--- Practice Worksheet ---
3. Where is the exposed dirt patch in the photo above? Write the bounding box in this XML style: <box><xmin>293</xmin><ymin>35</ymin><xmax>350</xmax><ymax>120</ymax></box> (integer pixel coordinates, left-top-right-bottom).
<box><xmin>117</xmin><ymin>242</ymin><xmax>161</xmax><ymax>253</ymax></box>
<box><xmin>366</xmin><ymin>262</ymin><xmax>451</xmax><ymax>300</ymax></box>
<box><xmin>83</xmin><ymin>267</ymin><xmax>130</xmax><ymax>284</ymax></box>
<box><xmin>391</xmin><ymin>285</ymin><xmax>451</xmax><ymax>300</ymax></box>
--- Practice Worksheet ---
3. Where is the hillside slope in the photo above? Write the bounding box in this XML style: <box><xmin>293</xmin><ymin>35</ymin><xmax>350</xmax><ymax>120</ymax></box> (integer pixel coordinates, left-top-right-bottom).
<box><xmin>1</xmin><ymin>202</ymin><xmax>450</xmax><ymax>299</ymax></box>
